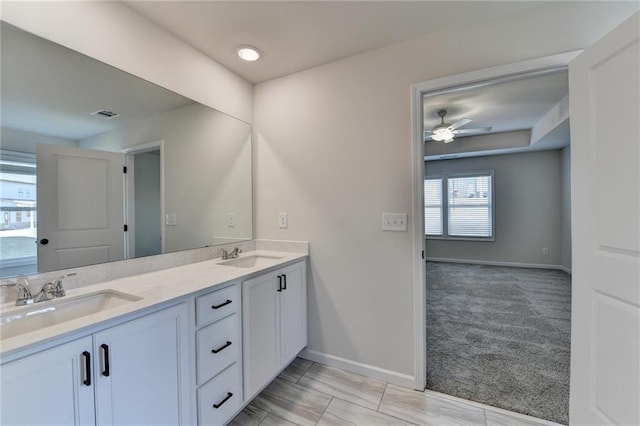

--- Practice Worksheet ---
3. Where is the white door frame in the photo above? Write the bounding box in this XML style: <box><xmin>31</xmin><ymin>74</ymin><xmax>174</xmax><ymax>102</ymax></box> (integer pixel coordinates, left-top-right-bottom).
<box><xmin>122</xmin><ymin>140</ymin><xmax>165</xmax><ymax>259</ymax></box>
<box><xmin>409</xmin><ymin>51</ymin><xmax>581</xmax><ymax>390</ymax></box>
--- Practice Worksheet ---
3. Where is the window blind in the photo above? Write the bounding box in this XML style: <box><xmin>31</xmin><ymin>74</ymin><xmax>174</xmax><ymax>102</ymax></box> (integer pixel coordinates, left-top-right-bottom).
<box><xmin>424</xmin><ymin>178</ymin><xmax>443</xmax><ymax>236</ymax></box>
<box><xmin>447</xmin><ymin>175</ymin><xmax>492</xmax><ymax>237</ymax></box>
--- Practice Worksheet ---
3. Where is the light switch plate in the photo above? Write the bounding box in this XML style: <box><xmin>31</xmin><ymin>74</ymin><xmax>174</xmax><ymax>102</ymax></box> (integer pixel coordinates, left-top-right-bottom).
<box><xmin>382</xmin><ymin>213</ymin><xmax>407</xmax><ymax>231</ymax></box>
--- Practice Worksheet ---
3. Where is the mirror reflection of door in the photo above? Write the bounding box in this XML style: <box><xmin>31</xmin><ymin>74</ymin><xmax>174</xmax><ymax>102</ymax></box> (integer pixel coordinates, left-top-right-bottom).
<box><xmin>132</xmin><ymin>149</ymin><xmax>161</xmax><ymax>258</ymax></box>
<box><xmin>36</xmin><ymin>144</ymin><xmax>125</xmax><ymax>272</ymax></box>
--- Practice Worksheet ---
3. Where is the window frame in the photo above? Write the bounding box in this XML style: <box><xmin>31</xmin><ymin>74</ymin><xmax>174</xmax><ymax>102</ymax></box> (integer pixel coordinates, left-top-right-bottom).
<box><xmin>425</xmin><ymin>170</ymin><xmax>495</xmax><ymax>242</ymax></box>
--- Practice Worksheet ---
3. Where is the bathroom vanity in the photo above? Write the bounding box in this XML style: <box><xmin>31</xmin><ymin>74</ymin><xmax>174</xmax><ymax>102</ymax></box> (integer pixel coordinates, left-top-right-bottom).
<box><xmin>0</xmin><ymin>242</ymin><xmax>308</xmax><ymax>425</ymax></box>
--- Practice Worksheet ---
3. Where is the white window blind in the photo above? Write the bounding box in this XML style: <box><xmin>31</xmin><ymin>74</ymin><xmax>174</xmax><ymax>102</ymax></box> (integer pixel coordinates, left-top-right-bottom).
<box><xmin>447</xmin><ymin>175</ymin><xmax>492</xmax><ymax>237</ymax></box>
<box><xmin>424</xmin><ymin>178</ymin><xmax>443</xmax><ymax>236</ymax></box>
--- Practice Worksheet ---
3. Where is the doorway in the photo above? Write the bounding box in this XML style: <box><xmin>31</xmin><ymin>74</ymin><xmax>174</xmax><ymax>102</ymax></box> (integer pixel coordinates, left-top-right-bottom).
<box><xmin>123</xmin><ymin>140</ymin><xmax>165</xmax><ymax>259</ymax></box>
<box><xmin>410</xmin><ymin>52</ymin><xmax>580</xmax><ymax>422</ymax></box>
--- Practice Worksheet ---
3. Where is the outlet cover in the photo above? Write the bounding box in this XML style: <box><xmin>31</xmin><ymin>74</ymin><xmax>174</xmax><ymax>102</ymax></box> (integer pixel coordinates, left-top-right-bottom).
<box><xmin>165</xmin><ymin>214</ymin><xmax>177</xmax><ymax>226</ymax></box>
<box><xmin>228</xmin><ymin>213</ymin><xmax>235</xmax><ymax>228</ymax></box>
<box><xmin>279</xmin><ymin>212</ymin><xmax>288</xmax><ymax>229</ymax></box>
<box><xmin>382</xmin><ymin>213</ymin><xmax>407</xmax><ymax>231</ymax></box>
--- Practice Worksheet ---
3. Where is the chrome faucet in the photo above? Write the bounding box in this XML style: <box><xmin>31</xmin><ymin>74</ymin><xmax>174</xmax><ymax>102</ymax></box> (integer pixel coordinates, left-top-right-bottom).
<box><xmin>0</xmin><ymin>276</ymin><xmax>33</xmax><ymax>306</ymax></box>
<box><xmin>52</xmin><ymin>273</ymin><xmax>76</xmax><ymax>298</ymax></box>
<box><xmin>34</xmin><ymin>282</ymin><xmax>56</xmax><ymax>303</ymax></box>
<box><xmin>32</xmin><ymin>273</ymin><xmax>77</xmax><ymax>304</ymax></box>
<box><xmin>221</xmin><ymin>246</ymin><xmax>242</xmax><ymax>260</ymax></box>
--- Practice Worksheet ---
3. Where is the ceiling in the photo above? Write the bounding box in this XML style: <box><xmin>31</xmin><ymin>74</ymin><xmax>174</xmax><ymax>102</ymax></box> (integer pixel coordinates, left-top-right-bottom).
<box><xmin>1</xmin><ymin>22</ymin><xmax>193</xmax><ymax>140</ymax></box>
<box><xmin>423</xmin><ymin>71</ymin><xmax>570</xmax><ymax>160</ymax></box>
<box><xmin>124</xmin><ymin>1</ymin><xmax>543</xmax><ymax>84</ymax></box>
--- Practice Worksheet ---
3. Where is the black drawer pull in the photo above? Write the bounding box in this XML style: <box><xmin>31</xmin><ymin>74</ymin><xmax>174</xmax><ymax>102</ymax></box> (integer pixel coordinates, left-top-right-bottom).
<box><xmin>211</xmin><ymin>299</ymin><xmax>232</xmax><ymax>309</ymax></box>
<box><xmin>82</xmin><ymin>351</ymin><xmax>91</xmax><ymax>386</ymax></box>
<box><xmin>277</xmin><ymin>275</ymin><xmax>282</xmax><ymax>292</ymax></box>
<box><xmin>211</xmin><ymin>341</ymin><xmax>232</xmax><ymax>354</ymax></box>
<box><xmin>213</xmin><ymin>392</ymin><xmax>233</xmax><ymax>409</ymax></box>
<box><xmin>100</xmin><ymin>344</ymin><xmax>110</xmax><ymax>377</ymax></box>
<box><xmin>282</xmin><ymin>274</ymin><xmax>287</xmax><ymax>290</ymax></box>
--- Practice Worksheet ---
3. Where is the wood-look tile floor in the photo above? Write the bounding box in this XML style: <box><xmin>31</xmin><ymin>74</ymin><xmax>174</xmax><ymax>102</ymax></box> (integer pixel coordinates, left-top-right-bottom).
<box><xmin>228</xmin><ymin>358</ymin><xmax>564</xmax><ymax>426</ymax></box>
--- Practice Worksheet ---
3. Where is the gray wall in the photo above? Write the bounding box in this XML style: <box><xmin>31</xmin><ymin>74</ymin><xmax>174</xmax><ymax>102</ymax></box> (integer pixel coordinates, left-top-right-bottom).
<box><xmin>560</xmin><ymin>146</ymin><xmax>572</xmax><ymax>271</ymax></box>
<box><xmin>426</xmin><ymin>150</ymin><xmax>564</xmax><ymax>267</ymax></box>
<box><xmin>134</xmin><ymin>152</ymin><xmax>161</xmax><ymax>257</ymax></box>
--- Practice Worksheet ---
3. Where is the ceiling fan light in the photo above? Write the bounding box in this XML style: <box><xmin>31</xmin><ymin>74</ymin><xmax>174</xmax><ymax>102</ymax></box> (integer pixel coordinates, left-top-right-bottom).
<box><xmin>432</xmin><ymin>128</ymin><xmax>454</xmax><ymax>142</ymax></box>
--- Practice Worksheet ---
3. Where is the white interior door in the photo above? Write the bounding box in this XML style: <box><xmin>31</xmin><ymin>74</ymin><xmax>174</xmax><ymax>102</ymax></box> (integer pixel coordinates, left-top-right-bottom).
<box><xmin>37</xmin><ymin>144</ymin><xmax>125</xmax><ymax>272</ymax></box>
<box><xmin>569</xmin><ymin>12</ymin><xmax>639</xmax><ymax>425</ymax></box>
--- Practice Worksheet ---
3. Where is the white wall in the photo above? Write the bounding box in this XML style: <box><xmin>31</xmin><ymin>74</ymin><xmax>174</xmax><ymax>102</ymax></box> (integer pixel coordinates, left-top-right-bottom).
<box><xmin>254</xmin><ymin>2</ymin><xmax>637</xmax><ymax>379</ymax></box>
<box><xmin>560</xmin><ymin>146</ymin><xmax>572</xmax><ymax>272</ymax></box>
<box><xmin>81</xmin><ymin>103</ymin><xmax>252</xmax><ymax>253</ymax></box>
<box><xmin>425</xmin><ymin>150</ymin><xmax>563</xmax><ymax>267</ymax></box>
<box><xmin>0</xmin><ymin>1</ymin><xmax>253</xmax><ymax>124</ymax></box>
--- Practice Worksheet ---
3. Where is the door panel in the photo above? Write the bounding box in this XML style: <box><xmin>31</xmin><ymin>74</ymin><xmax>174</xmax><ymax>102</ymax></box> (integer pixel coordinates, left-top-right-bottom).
<box><xmin>569</xmin><ymin>11</ymin><xmax>640</xmax><ymax>425</ymax></box>
<box><xmin>37</xmin><ymin>145</ymin><xmax>124</xmax><ymax>272</ymax></box>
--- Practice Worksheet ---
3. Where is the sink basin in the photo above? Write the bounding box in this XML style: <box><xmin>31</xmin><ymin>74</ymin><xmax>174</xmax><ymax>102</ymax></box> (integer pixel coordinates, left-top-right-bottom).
<box><xmin>219</xmin><ymin>254</ymin><xmax>283</xmax><ymax>268</ymax></box>
<box><xmin>0</xmin><ymin>290</ymin><xmax>142</xmax><ymax>339</ymax></box>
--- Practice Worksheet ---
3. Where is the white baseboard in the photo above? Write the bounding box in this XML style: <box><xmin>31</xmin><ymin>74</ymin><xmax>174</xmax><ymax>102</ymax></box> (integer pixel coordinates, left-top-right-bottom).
<box><xmin>299</xmin><ymin>348</ymin><xmax>416</xmax><ymax>389</ymax></box>
<box><xmin>559</xmin><ymin>265</ymin><xmax>572</xmax><ymax>275</ymax></box>
<box><xmin>426</xmin><ymin>257</ymin><xmax>571</xmax><ymax>274</ymax></box>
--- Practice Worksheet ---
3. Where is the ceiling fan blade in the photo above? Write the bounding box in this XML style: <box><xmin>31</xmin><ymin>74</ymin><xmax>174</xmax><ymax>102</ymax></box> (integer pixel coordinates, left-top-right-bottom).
<box><xmin>452</xmin><ymin>126</ymin><xmax>493</xmax><ymax>135</ymax></box>
<box><xmin>424</xmin><ymin>134</ymin><xmax>434</xmax><ymax>142</ymax></box>
<box><xmin>448</xmin><ymin>118</ymin><xmax>472</xmax><ymax>130</ymax></box>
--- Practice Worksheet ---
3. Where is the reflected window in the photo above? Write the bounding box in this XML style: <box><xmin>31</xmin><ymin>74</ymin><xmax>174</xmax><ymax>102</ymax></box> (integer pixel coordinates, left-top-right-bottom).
<box><xmin>0</xmin><ymin>150</ymin><xmax>37</xmax><ymax>275</ymax></box>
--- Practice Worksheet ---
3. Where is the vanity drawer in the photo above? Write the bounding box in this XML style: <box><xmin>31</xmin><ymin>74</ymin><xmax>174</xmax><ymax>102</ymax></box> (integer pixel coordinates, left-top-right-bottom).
<box><xmin>197</xmin><ymin>363</ymin><xmax>242</xmax><ymax>426</ymax></box>
<box><xmin>196</xmin><ymin>283</ymin><xmax>240</xmax><ymax>327</ymax></box>
<box><xmin>196</xmin><ymin>312</ymin><xmax>240</xmax><ymax>385</ymax></box>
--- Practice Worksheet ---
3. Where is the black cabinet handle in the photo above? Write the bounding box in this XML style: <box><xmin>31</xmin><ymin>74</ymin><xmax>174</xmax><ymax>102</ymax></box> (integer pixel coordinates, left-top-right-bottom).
<box><xmin>213</xmin><ymin>392</ymin><xmax>233</xmax><ymax>409</ymax></box>
<box><xmin>211</xmin><ymin>299</ymin><xmax>232</xmax><ymax>309</ymax></box>
<box><xmin>39</xmin><ymin>238</ymin><xmax>49</xmax><ymax>245</ymax></box>
<box><xmin>211</xmin><ymin>341</ymin><xmax>232</xmax><ymax>354</ymax></box>
<box><xmin>82</xmin><ymin>351</ymin><xmax>91</xmax><ymax>386</ymax></box>
<box><xmin>277</xmin><ymin>275</ymin><xmax>282</xmax><ymax>292</ymax></box>
<box><xmin>282</xmin><ymin>274</ymin><xmax>287</xmax><ymax>290</ymax></box>
<box><xmin>100</xmin><ymin>344</ymin><xmax>110</xmax><ymax>377</ymax></box>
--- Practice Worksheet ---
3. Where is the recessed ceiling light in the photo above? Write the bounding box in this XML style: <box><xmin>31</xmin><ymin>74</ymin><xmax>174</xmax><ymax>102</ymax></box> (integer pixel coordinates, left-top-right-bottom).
<box><xmin>236</xmin><ymin>45</ymin><xmax>261</xmax><ymax>62</ymax></box>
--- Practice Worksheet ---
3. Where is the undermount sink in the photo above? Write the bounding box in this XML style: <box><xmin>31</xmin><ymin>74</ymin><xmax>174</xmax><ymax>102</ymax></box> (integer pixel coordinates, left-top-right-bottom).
<box><xmin>0</xmin><ymin>290</ymin><xmax>142</xmax><ymax>339</ymax></box>
<box><xmin>218</xmin><ymin>254</ymin><xmax>284</xmax><ymax>268</ymax></box>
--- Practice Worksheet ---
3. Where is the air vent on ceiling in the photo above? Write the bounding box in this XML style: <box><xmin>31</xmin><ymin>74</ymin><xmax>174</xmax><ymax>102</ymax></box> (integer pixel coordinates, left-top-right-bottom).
<box><xmin>91</xmin><ymin>109</ymin><xmax>120</xmax><ymax>119</ymax></box>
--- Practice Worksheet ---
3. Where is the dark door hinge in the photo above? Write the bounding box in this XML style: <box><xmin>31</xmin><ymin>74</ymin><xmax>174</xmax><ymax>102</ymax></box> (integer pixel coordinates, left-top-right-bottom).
<box><xmin>123</xmin><ymin>166</ymin><xmax>127</xmax><ymax>173</ymax></box>
<box><xmin>124</xmin><ymin>224</ymin><xmax>128</xmax><ymax>232</ymax></box>
<box><xmin>422</xmin><ymin>250</ymin><xmax>425</xmax><ymax>260</ymax></box>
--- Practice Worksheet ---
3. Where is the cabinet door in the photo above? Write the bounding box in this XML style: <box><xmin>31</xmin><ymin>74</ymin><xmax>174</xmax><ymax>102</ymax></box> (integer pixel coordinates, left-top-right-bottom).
<box><xmin>1</xmin><ymin>336</ymin><xmax>95</xmax><ymax>426</ymax></box>
<box><xmin>242</xmin><ymin>271</ymin><xmax>280</xmax><ymax>400</ymax></box>
<box><xmin>94</xmin><ymin>303</ymin><xmax>190</xmax><ymax>426</ymax></box>
<box><xmin>280</xmin><ymin>261</ymin><xmax>307</xmax><ymax>364</ymax></box>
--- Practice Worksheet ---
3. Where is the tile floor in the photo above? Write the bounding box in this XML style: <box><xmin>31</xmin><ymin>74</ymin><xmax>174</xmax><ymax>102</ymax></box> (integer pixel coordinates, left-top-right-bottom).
<box><xmin>229</xmin><ymin>358</ymin><xmax>564</xmax><ymax>426</ymax></box>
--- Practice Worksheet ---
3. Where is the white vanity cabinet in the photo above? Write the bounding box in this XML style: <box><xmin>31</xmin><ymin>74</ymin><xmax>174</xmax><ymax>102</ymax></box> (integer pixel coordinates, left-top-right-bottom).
<box><xmin>242</xmin><ymin>260</ymin><xmax>307</xmax><ymax>400</ymax></box>
<box><xmin>0</xmin><ymin>336</ymin><xmax>96</xmax><ymax>425</ymax></box>
<box><xmin>193</xmin><ymin>282</ymin><xmax>243</xmax><ymax>425</ymax></box>
<box><xmin>0</xmin><ymin>303</ymin><xmax>190</xmax><ymax>426</ymax></box>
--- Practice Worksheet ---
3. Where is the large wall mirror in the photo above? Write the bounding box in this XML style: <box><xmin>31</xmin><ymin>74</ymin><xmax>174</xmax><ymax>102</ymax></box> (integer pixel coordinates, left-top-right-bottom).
<box><xmin>0</xmin><ymin>22</ymin><xmax>253</xmax><ymax>278</ymax></box>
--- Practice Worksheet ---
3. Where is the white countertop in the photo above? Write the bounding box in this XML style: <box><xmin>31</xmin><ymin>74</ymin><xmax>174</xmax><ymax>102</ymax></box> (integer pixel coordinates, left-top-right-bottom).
<box><xmin>0</xmin><ymin>249</ymin><xmax>307</xmax><ymax>358</ymax></box>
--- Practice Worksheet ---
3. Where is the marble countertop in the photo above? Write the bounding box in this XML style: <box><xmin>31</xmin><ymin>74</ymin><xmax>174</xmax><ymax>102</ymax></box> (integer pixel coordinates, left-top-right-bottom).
<box><xmin>0</xmin><ymin>248</ymin><xmax>307</xmax><ymax>358</ymax></box>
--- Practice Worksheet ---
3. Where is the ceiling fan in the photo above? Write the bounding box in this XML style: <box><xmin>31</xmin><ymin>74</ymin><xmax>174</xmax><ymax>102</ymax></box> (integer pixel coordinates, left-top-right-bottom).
<box><xmin>424</xmin><ymin>109</ymin><xmax>492</xmax><ymax>143</ymax></box>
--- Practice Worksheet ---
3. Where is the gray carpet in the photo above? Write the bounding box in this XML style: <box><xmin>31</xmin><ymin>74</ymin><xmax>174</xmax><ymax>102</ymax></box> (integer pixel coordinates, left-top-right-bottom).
<box><xmin>426</xmin><ymin>262</ymin><xmax>571</xmax><ymax>425</ymax></box>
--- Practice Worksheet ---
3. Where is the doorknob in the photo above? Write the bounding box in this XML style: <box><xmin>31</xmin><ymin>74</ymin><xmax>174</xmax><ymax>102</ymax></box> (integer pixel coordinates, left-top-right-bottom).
<box><xmin>39</xmin><ymin>238</ymin><xmax>49</xmax><ymax>245</ymax></box>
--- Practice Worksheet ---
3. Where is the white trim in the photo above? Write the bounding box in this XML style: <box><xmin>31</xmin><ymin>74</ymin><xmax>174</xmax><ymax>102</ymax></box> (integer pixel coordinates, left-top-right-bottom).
<box><xmin>299</xmin><ymin>349</ymin><xmax>415</xmax><ymax>389</ymax></box>
<box><xmin>426</xmin><ymin>257</ymin><xmax>571</xmax><ymax>273</ymax></box>
<box><xmin>410</xmin><ymin>79</ymin><xmax>426</xmax><ymax>391</ymax></box>
<box><xmin>410</xmin><ymin>51</ymin><xmax>581</xmax><ymax>393</ymax></box>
